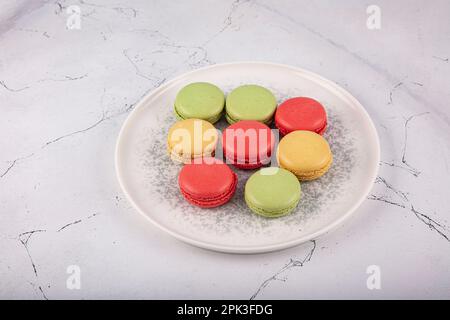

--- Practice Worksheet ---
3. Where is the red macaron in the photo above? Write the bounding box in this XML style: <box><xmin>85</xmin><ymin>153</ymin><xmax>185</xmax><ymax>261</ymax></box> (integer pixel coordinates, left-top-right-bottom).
<box><xmin>222</xmin><ymin>120</ymin><xmax>274</xmax><ymax>169</ymax></box>
<box><xmin>275</xmin><ymin>97</ymin><xmax>327</xmax><ymax>136</ymax></box>
<box><xmin>178</xmin><ymin>158</ymin><xmax>237</xmax><ymax>208</ymax></box>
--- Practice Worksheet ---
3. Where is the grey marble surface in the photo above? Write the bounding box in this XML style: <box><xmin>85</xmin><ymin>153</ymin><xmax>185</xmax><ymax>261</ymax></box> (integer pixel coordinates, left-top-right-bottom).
<box><xmin>1</xmin><ymin>0</ymin><xmax>449</xmax><ymax>299</ymax></box>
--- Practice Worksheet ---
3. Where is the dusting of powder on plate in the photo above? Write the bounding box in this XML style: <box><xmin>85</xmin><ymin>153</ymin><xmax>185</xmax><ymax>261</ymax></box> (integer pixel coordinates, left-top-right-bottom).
<box><xmin>140</xmin><ymin>86</ymin><xmax>356</xmax><ymax>236</ymax></box>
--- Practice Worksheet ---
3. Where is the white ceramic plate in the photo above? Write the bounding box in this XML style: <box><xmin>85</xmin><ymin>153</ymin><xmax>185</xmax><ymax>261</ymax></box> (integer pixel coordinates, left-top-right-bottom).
<box><xmin>115</xmin><ymin>62</ymin><xmax>380</xmax><ymax>254</ymax></box>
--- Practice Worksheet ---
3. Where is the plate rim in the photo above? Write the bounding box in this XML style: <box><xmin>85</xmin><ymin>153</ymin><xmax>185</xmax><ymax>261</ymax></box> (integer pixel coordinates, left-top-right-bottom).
<box><xmin>115</xmin><ymin>61</ymin><xmax>381</xmax><ymax>254</ymax></box>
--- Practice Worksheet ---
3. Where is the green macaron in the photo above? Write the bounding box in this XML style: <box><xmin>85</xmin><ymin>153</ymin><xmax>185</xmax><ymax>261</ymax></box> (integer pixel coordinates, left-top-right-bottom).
<box><xmin>225</xmin><ymin>85</ymin><xmax>277</xmax><ymax>124</ymax></box>
<box><xmin>174</xmin><ymin>82</ymin><xmax>225</xmax><ymax>124</ymax></box>
<box><xmin>245</xmin><ymin>167</ymin><xmax>301</xmax><ymax>218</ymax></box>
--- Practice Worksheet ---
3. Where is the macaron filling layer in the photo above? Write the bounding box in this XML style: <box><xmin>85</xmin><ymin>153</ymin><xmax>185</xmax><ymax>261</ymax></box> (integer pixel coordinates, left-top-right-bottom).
<box><xmin>167</xmin><ymin>146</ymin><xmax>216</xmax><ymax>164</ymax></box>
<box><xmin>175</xmin><ymin>105</ymin><xmax>224</xmax><ymax>124</ymax></box>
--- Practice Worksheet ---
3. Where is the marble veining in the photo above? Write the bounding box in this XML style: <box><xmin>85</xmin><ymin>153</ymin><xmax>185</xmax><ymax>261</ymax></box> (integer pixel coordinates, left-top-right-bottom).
<box><xmin>1</xmin><ymin>0</ymin><xmax>449</xmax><ymax>299</ymax></box>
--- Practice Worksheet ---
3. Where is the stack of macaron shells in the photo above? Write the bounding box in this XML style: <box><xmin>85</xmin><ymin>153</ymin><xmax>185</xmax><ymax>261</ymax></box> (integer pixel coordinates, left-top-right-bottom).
<box><xmin>277</xmin><ymin>130</ymin><xmax>332</xmax><ymax>180</ymax></box>
<box><xmin>225</xmin><ymin>85</ymin><xmax>277</xmax><ymax>124</ymax></box>
<box><xmin>245</xmin><ymin>167</ymin><xmax>301</xmax><ymax>218</ymax></box>
<box><xmin>222</xmin><ymin>120</ymin><xmax>274</xmax><ymax>169</ymax></box>
<box><xmin>174</xmin><ymin>82</ymin><xmax>225</xmax><ymax>124</ymax></box>
<box><xmin>167</xmin><ymin>118</ymin><xmax>218</xmax><ymax>163</ymax></box>
<box><xmin>167</xmin><ymin>82</ymin><xmax>334</xmax><ymax>217</ymax></box>
<box><xmin>275</xmin><ymin>97</ymin><xmax>327</xmax><ymax>135</ymax></box>
<box><xmin>178</xmin><ymin>158</ymin><xmax>237</xmax><ymax>208</ymax></box>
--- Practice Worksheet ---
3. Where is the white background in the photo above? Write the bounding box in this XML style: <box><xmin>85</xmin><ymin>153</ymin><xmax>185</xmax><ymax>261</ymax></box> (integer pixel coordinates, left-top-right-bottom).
<box><xmin>1</xmin><ymin>0</ymin><xmax>449</xmax><ymax>299</ymax></box>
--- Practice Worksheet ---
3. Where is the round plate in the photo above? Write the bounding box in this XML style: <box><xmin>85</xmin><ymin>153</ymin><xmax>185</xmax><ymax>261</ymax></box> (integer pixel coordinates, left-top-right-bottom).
<box><xmin>115</xmin><ymin>62</ymin><xmax>380</xmax><ymax>254</ymax></box>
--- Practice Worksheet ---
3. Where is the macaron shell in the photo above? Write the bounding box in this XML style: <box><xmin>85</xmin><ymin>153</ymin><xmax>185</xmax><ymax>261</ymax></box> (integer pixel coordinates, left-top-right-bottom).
<box><xmin>225</xmin><ymin>113</ymin><xmax>272</xmax><ymax>125</ymax></box>
<box><xmin>167</xmin><ymin>119</ymin><xmax>218</xmax><ymax>162</ymax></box>
<box><xmin>245</xmin><ymin>167</ymin><xmax>301</xmax><ymax>217</ymax></box>
<box><xmin>225</xmin><ymin>85</ymin><xmax>277</xmax><ymax>124</ymax></box>
<box><xmin>180</xmin><ymin>181</ymin><xmax>236</xmax><ymax>208</ymax></box>
<box><xmin>232</xmin><ymin>161</ymin><xmax>266</xmax><ymax>170</ymax></box>
<box><xmin>177</xmin><ymin>110</ymin><xmax>223</xmax><ymax>125</ymax></box>
<box><xmin>167</xmin><ymin>146</ymin><xmax>210</xmax><ymax>164</ymax></box>
<box><xmin>205</xmin><ymin>111</ymin><xmax>224</xmax><ymax>124</ymax></box>
<box><xmin>275</xmin><ymin>97</ymin><xmax>327</xmax><ymax>135</ymax></box>
<box><xmin>178</xmin><ymin>158</ymin><xmax>237</xmax><ymax>208</ymax></box>
<box><xmin>277</xmin><ymin>130</ymin><xmax>333</xmax><ymax>180</ymax></box>
<box><xmin>245</xmin><ymin>195</ymin><xmax>299</xmax><ymax>218</ymax></box>
<box><xmin>174</xmin><ymin>82</ymin><xmax>225</xmax><ymax>123</ymax></box>
<box><xmin>293</xmin><ymin>155</ymin><xmax>332</xmax><ymax>180</ymax></box>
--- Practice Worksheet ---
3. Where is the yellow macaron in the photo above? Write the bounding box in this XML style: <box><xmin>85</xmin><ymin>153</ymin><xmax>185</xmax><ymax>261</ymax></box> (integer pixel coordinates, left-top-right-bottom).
<box><xmin>276</xmin><ymin>130</ymin><xmax>332</xmax><ymax>180</ymax></box>
<box><xmin>167</xmin><ymin>118</ymin><xmax>218</xmax><ymax>163</ymax></box>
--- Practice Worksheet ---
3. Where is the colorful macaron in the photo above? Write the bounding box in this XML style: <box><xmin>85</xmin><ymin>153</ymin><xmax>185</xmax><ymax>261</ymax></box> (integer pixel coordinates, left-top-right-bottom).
<box><xmin>222</xmin><ymin>120</ymin><xmax>274</xmax><ymax>169</ymax></box>
<box><xmin>225</xmin><ymin>85</ymin><xmax>277</xmax><ymax>124</ymax></box>
<box><xmin>245</xmin><ymin>167</ymin><xmax>301</xmax><ymax>218</ymax></box>
<box><xmin>167</xmin><ymin>118</ymin><xmax>218</xmax><ymax>163</ymax></box>
<box><xmin>174</xmin><ymin>82</ymin><xmax>225</xmax><ymax>124</ymax></box>
<box><xmin>178</xmin><ymin>158</ymin><xmax>237</xmax><ymax>208</ymax></box>
<box><xmin>277</xmin><ymin>130</ymin><xmax>333</xmax><ymax>180</ymax></box>
<box><xmin>275</xmin><ymin>97</ymin><xmax>327</xmax><ymax>136</ymax></box>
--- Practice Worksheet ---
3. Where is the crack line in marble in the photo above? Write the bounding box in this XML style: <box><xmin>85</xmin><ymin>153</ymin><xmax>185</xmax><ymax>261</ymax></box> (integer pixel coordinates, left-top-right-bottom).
<box><xmin>250</xmin><ymin>240</ymin><xmax>316</xmax><ymax>300</ymax></box>
<box><xmin>367</xmin><ymin>194</ymin><xmax>406</xmax><ymax>208</ymax></box>
<box><xmin>202</xmin><ymin>0</ymin><xmax>249</xmax><ymax>47</ymax></box>
<box><xmin>126</xmin><ymin>28</ymin><xmax>214</xmax><ymax>69</ymax></box>
<box><xmin>78</xmin><ymin>0</ymin><xmax>138</xmax><ymax>18</ymax></box>
<box><xmin>0</xmin><ymin>153</ymin><xmax>35</xmax><ymax>178</ymax></box>
<box><xmin>388</xmin><ymin>82</ymin><xmax>404</xmax><ymax>105</ymax></box>
<box><xmin>411</xmin><ymin>206</ymin><xmax>449</xmax><ymax>242</ymax></box>
<box><xmin>368</xmin><ymin>175</ymin><xmax>450</xmax><ymax>243</ymax></box>
<box><xmin>375</xmin><ymin>176</ymin><xmax>409</xmax><ymax>201</ymax></box>
<box><xmin>0</xmin><ymin>72</ymin><xmax>88</xmax><ymax>93</ymax></box>
<box><xmin>432</xmin><ymin>55</ymin><xmax>449</xmax><ymax>62</ymax></box>
<box><xmin>253</xmin><ymin>1</ymin><xmax>450</xmax><ymax>127</ymax></box>
<box><xmin>57</xmin><ymin>212</ymin><xmax>99</xmax><ymax>232</ymax></box>
<box><xmin>379</xmin><ymin>161</ymin><xmax>418</xmax><ymax>177</ymax></box>
<box><xmin>401</xmin><ymin>112</ymin><xmax>430</xmax><ymax>176</ymax></box>
<box><xmin>18</xmin><ymin>230</ymin><xmax>48</xmax><ymax>300</ymax></box>
<box><xmin>0</xmin><ymin>85</ymin><xmax>153</xmax><ymax>180</ymax></box>
<box><xmin>0</xmin><ymin>80</ymin><xmax>30</xmax><ymax>92</ymax></box>
<box><xmin>36</xmin><ymin>73</ymin><xmax>88</xmax><ymax>83</ymax></box>
<box><xmin>380</xmin><ymin>112</ymin><xmax>430</xmax><ymax>178</ymax></box>
<box><xmin>43</xmin><ymin>110</ymin><xmax>108</xmax><ymax>147</ymax></box>
<box><xmin>54</xmin><ymin>1</ymin><xmax>64</xmax><ymax>15</ymax></box>
<box><xmin>16</xmin><ymin>213</ymin><xmax>100</xmax><ymax>299</ymax></box>
<box><xmin>123</xmin><ymin>49</ymin><xmax>157</xmax><ymax>82</ymax></box>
